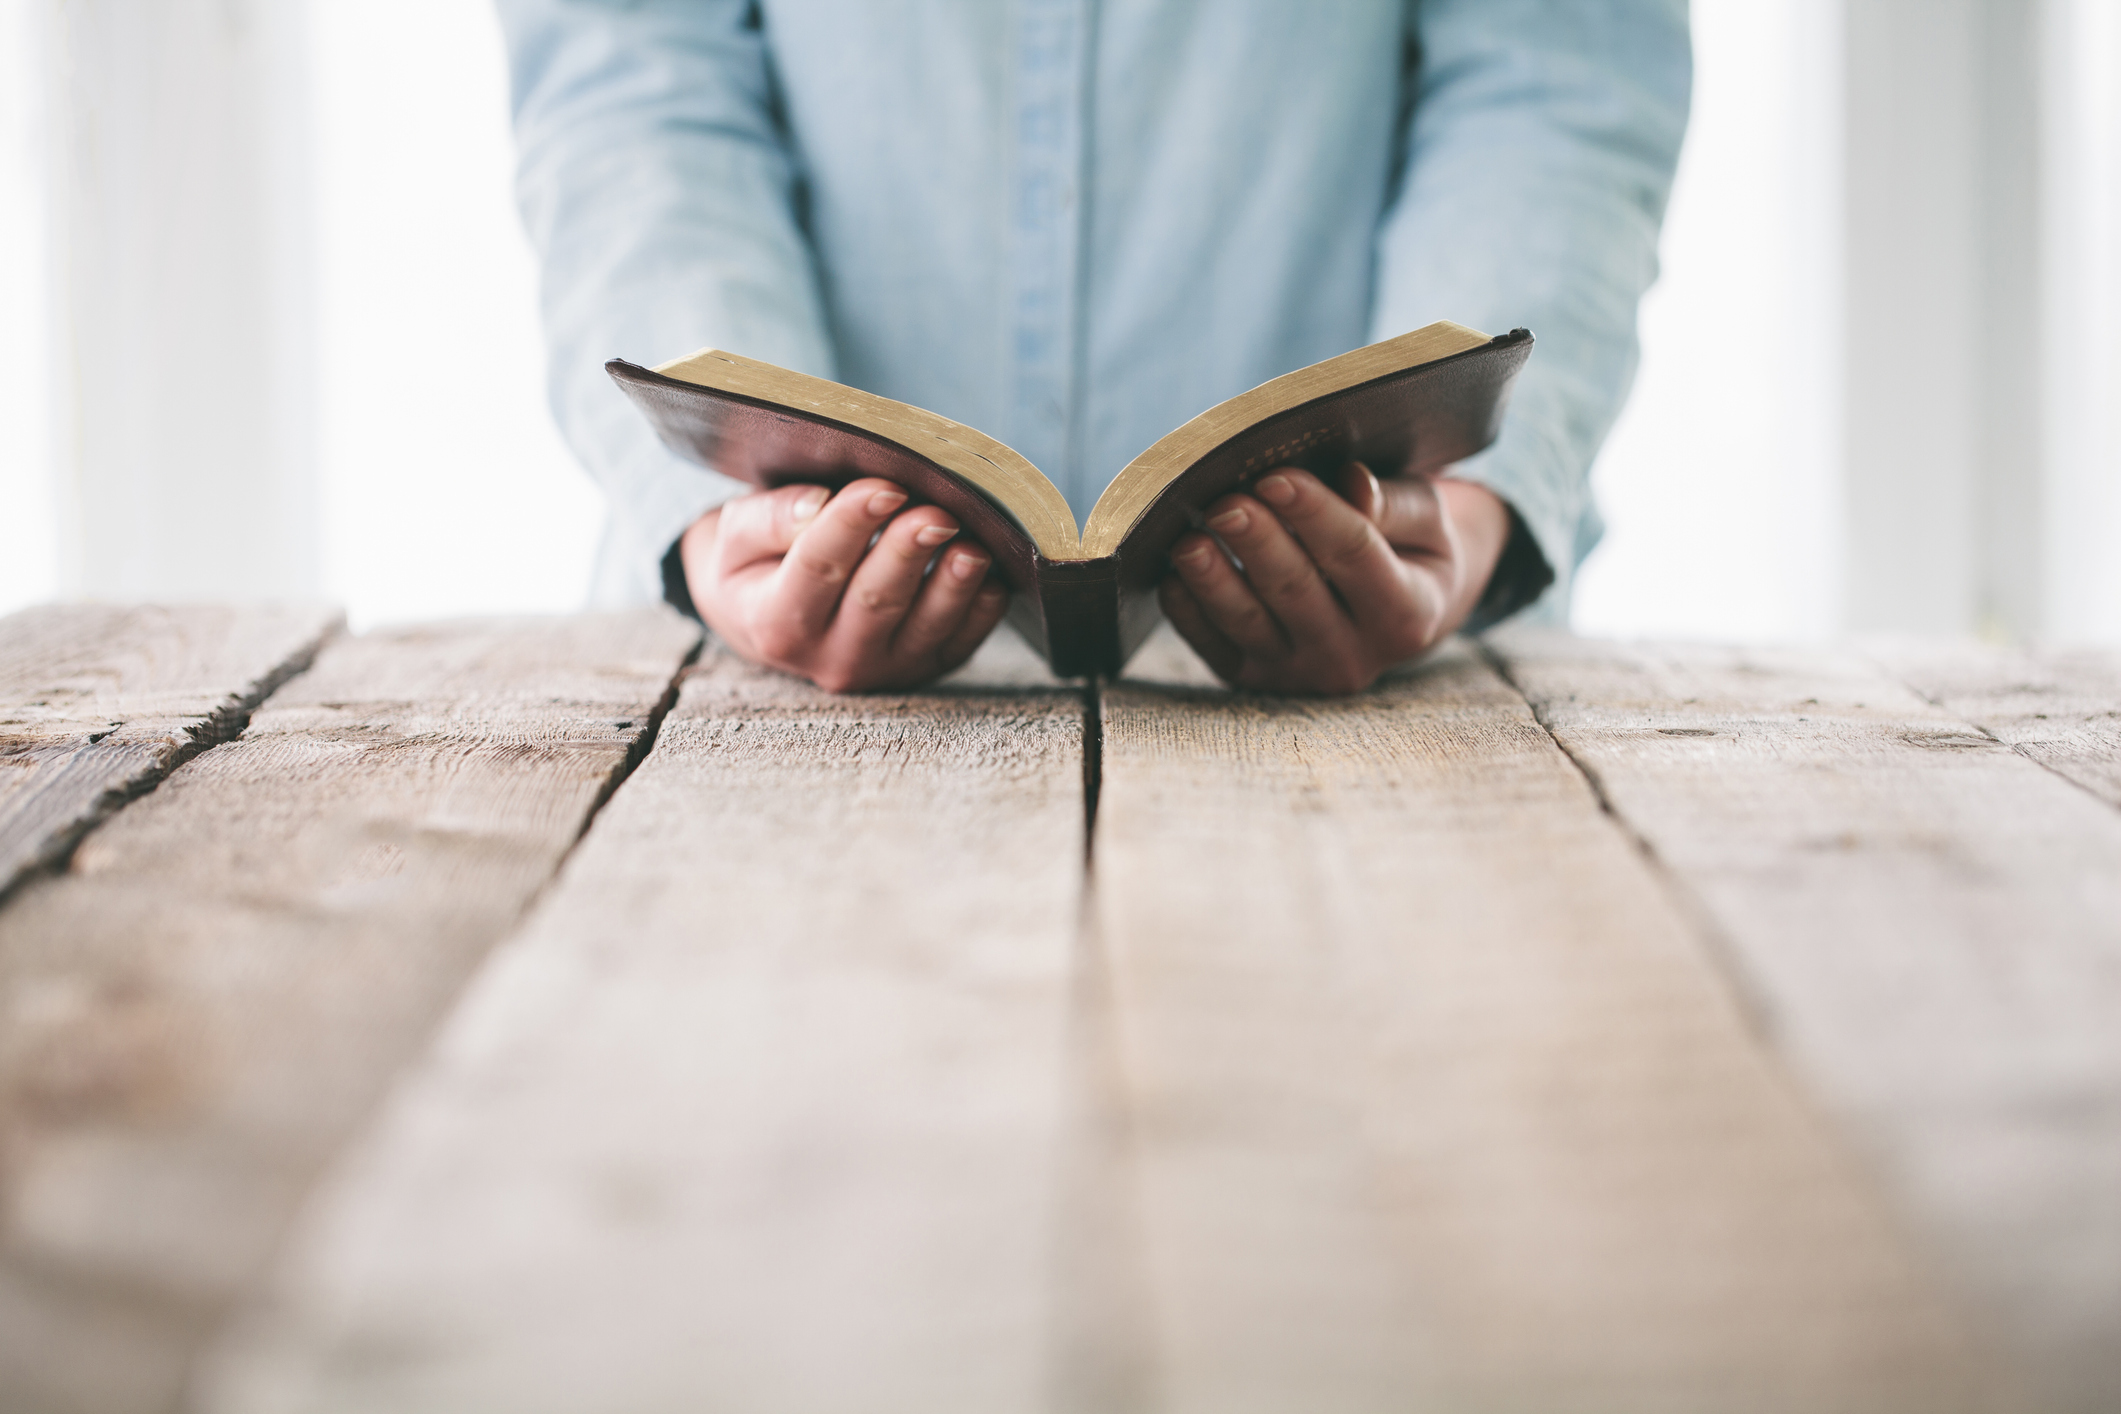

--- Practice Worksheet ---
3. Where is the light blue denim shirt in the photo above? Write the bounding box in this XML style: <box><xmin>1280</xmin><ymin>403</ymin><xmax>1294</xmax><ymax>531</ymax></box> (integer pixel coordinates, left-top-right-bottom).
<box><xmin>498</xmin><ymin>0</ymin><xmax>1690</xmax><ymax>622</ymax></box>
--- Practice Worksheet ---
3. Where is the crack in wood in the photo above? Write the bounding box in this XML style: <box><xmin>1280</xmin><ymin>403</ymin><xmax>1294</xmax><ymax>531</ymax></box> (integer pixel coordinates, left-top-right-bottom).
<box><xmin>1474</xmin><ymin>637</ymin><xmax>1791</xmax><ymax>1051</ymax></box>
<box><xmin>1869</xmin><ymin>646</ymin><xmax>2121</xmax><ymax>817</ymax></box>
<box><xmin>1082</xmin><ymin>675</ymin><xmax>1103</xmax><ymax>855</ymax></box>
<box><xmin>0</xmin><ymin>609</ymin><xmax>343</xmax><ymax>909</ymax></box>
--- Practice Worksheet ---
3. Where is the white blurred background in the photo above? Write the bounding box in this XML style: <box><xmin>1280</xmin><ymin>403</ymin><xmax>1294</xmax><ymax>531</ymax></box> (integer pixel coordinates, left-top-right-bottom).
<box><xmin>2</xmin><ymin>0</ymin><xmax>2117</xmax><ymax>641</ymax></box>
<box><xmin>0</xmin><ymin>0</ymin><xmax>599</xmax><ymax>630</ymax></box>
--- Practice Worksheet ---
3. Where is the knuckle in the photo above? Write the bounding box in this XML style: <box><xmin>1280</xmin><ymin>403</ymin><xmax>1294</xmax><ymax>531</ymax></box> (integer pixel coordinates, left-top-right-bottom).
<box><xmin>751</xmin><ymin>620</ymin><xmax>802</xmax><ymax>662</ymax></box>
<box><xmin>1302</xmin><ymin>655</ymin><xmax>1366</xmax><ymax>696</ymax></box>
<box><xmin>1385</xmin><ymin>622</ymin><xmax>1429</xmax><ymax>659</ymax></box>
<box><xmin>714</xmin><ymin>505</ymin><xmax>759</xmax><ymax>548</ymax></box>
<box><xmin>1267</xmin><ymin>569</ymin><xmax>1317</xmax><ymax>600</ymax></box>
<box><xmin>1380</xmin><ymin>601</ymin><xmax>1436</xmax><ymax>654</ymax></box>
<box><xmin>788</xmin><ymin>551</ymin><xmax>847</xmax><ymax>585</ymax></box>
<box><xmin>856</xmin><ymin>585</ymin><xmax>914</xmax><ymax>616</ymax></box>
<box><xmin>1322</xmin><ymin>522</ymin><xmax>1377</xmax><ymax>570</ymax></box>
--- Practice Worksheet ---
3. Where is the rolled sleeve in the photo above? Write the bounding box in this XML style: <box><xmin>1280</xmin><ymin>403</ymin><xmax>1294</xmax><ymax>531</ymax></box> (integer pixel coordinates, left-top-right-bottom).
<box><xmin>1373</xmin><ymin>0</ymin><xmax>1691</xmax><ymax>625</ymax></box>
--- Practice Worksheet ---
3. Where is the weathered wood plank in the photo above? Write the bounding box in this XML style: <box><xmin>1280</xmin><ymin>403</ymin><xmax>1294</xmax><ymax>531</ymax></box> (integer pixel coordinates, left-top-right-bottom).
<box><xmin>1487</xmin><ymin>628</ymin><xmax>2121</xmax><ymax>1414</ymax></box>
<box><xmin>1871</xmin><ymin>640</ymin><xmax>2121</xmax><ymax>811</ymax></box>
<box><xmin>0</xmin><ymin>604</ymin><xmax>342</xmax><ymax>901</ymax></box>
<box><xmin>197</xmin><ymin>632</ymin><xmax>1085</xmax><ymax>1414</ymax></box>
<box><xmin>1090</xmin><ymin>629</ymin><xmax>1990</xmax><ymax>1413</ymax></box>
<box><xmin>0</xmin><ymin>611</ymin><xmax>699</xmax><ymax>1414</ymax></box>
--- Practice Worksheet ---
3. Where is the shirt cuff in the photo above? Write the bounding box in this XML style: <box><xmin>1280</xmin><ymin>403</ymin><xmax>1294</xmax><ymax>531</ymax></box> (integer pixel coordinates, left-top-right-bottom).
<box><xmin>615</xmin><ymin>449</ymin><xmax>750</xmax><ymax>620</ymax></box>
<box><xmin>1459</xmin><ymin>500</ymin><xmax>1552</xmax><ymax>634</ymax></box>
<box><xmin>1444</xmin><ymin>395</ymin><xmax>1586</xmax><ymax>633</ymax></box>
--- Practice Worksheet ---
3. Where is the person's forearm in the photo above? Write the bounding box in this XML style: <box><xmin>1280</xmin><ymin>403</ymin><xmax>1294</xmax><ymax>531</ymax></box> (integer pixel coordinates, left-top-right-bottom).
<box><xmin>1371</xmin><ymin>0</ymin><xmax>1691</xmax><ymax>621</ymax></box>
<box><xmin>498</xmin><ymin>0</ymin><xmax>839</xmax><ymax>595</ymax></box>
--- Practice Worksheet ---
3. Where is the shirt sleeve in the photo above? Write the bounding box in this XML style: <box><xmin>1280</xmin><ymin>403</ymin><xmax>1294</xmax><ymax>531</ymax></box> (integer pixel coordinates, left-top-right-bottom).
<box><xmin>1373</xmin><ymin>0</ymin><xmax>1691</xmax><ymax>626</ymax></box>
<box><xmin>497</xmin><ymin>0</ymin><xmax>838</xmax><ymax>605</ymax></box>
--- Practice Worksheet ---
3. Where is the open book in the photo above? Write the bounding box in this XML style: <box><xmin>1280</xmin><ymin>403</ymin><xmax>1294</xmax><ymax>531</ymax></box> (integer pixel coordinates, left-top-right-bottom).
<box><xmin>609</xmin><ymin>320</ymin><xmax>1532</xmax><ymax>676</ymax></box>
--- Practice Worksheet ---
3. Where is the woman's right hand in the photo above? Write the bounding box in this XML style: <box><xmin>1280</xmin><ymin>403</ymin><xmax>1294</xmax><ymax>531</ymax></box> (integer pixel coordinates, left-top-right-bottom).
<box><xmin>679</xmin><ymin>478</ymin><xmax>1009</xmax><ymax>692</ymax></box>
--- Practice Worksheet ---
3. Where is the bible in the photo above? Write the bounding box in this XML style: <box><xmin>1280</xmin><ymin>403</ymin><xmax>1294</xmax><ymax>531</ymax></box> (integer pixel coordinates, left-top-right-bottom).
<box><xmin>609</xmin><ymin>320</ymin><xmax>1532</xmax><ymax>676</ymax></box>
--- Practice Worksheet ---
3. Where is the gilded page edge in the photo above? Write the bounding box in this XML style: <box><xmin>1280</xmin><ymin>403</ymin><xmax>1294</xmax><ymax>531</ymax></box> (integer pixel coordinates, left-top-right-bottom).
<box><xmin>1077</xmin><ymin>321</ymin><xmax>1493</xmax><ymax>559</ymax></box>
<box><xmin>653</xmin><ymin>350</ymin><xmax>1084</xmax><ymax>560</ymax></box>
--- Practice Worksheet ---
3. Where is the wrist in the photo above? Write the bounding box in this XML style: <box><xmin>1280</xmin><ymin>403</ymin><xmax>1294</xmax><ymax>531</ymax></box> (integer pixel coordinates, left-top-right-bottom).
<box><xmin>675</xmin><ymin>508</ymin><xmax>726</xmax><ymax>631</ymax></box>
<box><xmin>1436</xmin><ymin>479</ymin><xmax>1510</xmax><ymax>631</ymax></box>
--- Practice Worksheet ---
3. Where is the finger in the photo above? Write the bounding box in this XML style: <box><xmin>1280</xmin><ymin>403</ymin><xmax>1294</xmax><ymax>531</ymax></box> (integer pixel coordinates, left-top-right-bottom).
<box><xmin>1169</xmin><ymin>528</ymin><xmax>1288</xmax><ymax>658</ymax></box>
<box><xmin>1336</xmin><ymin>461</ymin><xmax>1387</xmax><ymax>523</ymax></box>
<box><xmin>1254</xmin><ymin>468</ymin><xmax>1419</xmax><ymax>639</ymax></box>
<box><xmin>893</xmin><ymin>539</ymin><xmax>992</xmax><ymax>661</ymax></box>
<box><xmin>930</xmin><ymin>582</ymin><xmax>1011</xmax><ymax>677</ymax></box>
<box><xmin>1371</xmin><ymin>473</ymin><xmax>1450</xmax><ymax>560</ymax></box>
<box><xmin>826</xmin><ymin>504</ymin><xmax>960</xmax><ymax>659</ymax></box>
<box><xmin>1157</xmin><ymin>576</ymin><xmax>1243</xmax><ymax>684</ymax></box>
<box><xmin>1204</xmin><ymin>486</ymin><xmax>1357</xmax><ymax>651</ymax></box>
<box><xmin>713</xmin><ymin>483</ymin><xmax>831</xmax><ymax>569</ymax></box>
<box><xmin>768</xmin><ymin>478</ymin><xmax>912</xmax><ymax>637</ymax></box>
<box><xmin>1350</xmin><ymin>467</ymin><xmax>1456</xmax><ymax>649</ymax></box>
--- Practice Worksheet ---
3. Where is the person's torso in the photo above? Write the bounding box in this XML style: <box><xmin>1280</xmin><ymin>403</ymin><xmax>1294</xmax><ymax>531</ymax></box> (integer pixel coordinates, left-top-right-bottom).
<box><xmin>760</xmin><ymin>0</ymin><xmax>1413</xmax><ymax>517</ymax></box>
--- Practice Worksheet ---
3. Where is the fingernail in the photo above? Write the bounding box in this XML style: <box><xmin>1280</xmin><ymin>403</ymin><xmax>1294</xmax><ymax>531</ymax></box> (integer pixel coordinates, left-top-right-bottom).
<box><xmin>1176</xmin><ymin>540</ymin><xmax>1215</xmax><ymax>568</ymax></box>
<box><xmin>1256</xmin><ymin>474</ymin><xmax>1295</xmax><ymax>507</ymax></box>
<box><xmin>978</xmin><ymin>584</ymin><xmax>1007</xmax><ymax>606</ymax></box>
<box><xmin>948</xmin><ymin>548</ymin><xmax>989</xmax><ymax>581</ymax></box>
<box><xmin>1350</xmin><ymin>463</ymin><xmax>1384</xmax><ymax>518</ymax></box>
<box><xmin>793</xmin><ymin>487</ymin><xmax>828</xmax><ymax>522</ymax></box>
<box><xmin>914</xmin><ymin>523</ymin><xmax>958</xmax><ymax>548</ymax></box>
<box><xmin>867</xmin><ymin>488</ymin><xmax>909</xmax><ymax>516</ymax></box>
<box><xmin>1207</xmin><ymin>506</ymin><xmax>1249</xmax><ymax>534</ymax></box>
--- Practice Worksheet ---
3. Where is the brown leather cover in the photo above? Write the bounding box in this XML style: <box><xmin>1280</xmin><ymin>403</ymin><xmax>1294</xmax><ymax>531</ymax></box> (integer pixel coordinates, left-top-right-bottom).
<box><xmin>609</xmin><ymin>329</ymin><xmax>1531</xmax><ymax>677</ymax></box>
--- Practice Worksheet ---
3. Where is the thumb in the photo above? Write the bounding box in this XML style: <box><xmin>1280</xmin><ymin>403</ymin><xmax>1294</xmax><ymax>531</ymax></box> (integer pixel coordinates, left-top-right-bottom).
<box><xmin>1335</xmin><ymin>460</ymin><xmax>1386</xmax><ymax>522</ymax></box>
<box><xmin>713</xmin><ymin>483</ymin><xmax>832</xmax><ymax>569</ymax></box>
<box><xmin>1367</xmin><ymin>470</ymin><xmax>1450</xmax><ymax>558</ymax></box>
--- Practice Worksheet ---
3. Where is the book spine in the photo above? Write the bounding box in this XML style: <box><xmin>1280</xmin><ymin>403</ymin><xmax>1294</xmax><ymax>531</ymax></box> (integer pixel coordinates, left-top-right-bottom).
<box><xmin>1031</xmin><ymin>559</ymin><xmax>1123</xmax><ymax>678</ymax></box>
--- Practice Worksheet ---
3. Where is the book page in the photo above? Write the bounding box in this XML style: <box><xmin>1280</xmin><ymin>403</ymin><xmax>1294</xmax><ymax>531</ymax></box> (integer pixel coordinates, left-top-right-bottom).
<box><xmin>1078</xmin><ymin>322</ymin><xmax>1493</xmax><ymax>559</ymax></box>
<box><xmin>655</xmin><ymin>350</ymin><xmax>1085</xmax><ymax>559</ymax></box>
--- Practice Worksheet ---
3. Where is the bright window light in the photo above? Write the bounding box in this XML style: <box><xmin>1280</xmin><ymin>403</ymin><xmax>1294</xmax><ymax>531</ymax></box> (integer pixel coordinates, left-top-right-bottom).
<box><xmin>0</xmin><ymin>0</ymin><xmax>56</xmax><ymax>618</ymax></box>
<box><xmin>311</xmin><ymin>0</ymin><xmax>601</xmax><ymax>631</ymax></box>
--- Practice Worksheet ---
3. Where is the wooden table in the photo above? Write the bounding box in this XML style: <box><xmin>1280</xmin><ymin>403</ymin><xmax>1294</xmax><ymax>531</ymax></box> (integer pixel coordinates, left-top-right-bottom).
<box><xmin>1</xmin><ymin>604</ymin><xmax>2116</xmax><ymax>1414</ymax></box>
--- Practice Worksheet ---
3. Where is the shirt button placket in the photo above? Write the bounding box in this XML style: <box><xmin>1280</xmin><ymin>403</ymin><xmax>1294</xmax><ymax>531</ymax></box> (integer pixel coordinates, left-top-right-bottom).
<box><xmin>1010</xmin><ymin>0</ymin><xmax>1092</xmax><ymax>510</ymax></box>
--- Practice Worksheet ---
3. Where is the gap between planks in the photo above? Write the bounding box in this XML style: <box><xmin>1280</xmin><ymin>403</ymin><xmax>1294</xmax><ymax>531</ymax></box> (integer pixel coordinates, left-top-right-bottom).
<box><xmin>1487</xmin><ymin>627</ymin><xmax>2121</xmax><ymax>1414</ymax></box>
<box><xmin>0</xmin><ymin>605</ymin><xmax>344</xmax><ymax>906</ymax></box>
<box><xmin>0</xmin><ymin>611</ymin><xmax>701</xmax><ymax>1414</ymax></box>
<box><xmin>1473</xmin><ymin>637</ymin><xmax>1789</xmax><ymax>1049</ymax></box>
<box><xmin>1086</xmin><ymin>630</ymin><xmax>1993</xmax><ymax>1414</ymax></box>
<box><xmin>204</xmin><ymin>626</ymin><xmax>2007</xmax><ymax>1414</ymax></box>
<box><xmin>1867</xmin><ymin>638</ymin><xmax>2121</xmax><ymax>816</ymax></box>
<box><xmin>34</xmin><ymin>621</ymin><xmax>2081</xmax><ymax>1412</ymax></box>
<box><xmin>1081</xmin><ymin>676</ymin><xmax>1103</xmax><ymax>851</ymax></box>
<box><xmin>196</xmin><ymin>629</ymin><xmax>1088</xmax><ymax>1414</ymax></box>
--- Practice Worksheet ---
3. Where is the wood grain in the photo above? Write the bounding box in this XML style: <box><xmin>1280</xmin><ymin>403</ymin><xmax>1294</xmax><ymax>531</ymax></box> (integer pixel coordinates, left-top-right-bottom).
<box><xmin>0</xmin><ymin>604</ymin><xmax>342</xmax><ymax>902</ymax></box>
<box><xmin>1488</xmin><ymin>628</ymin><xmax>2121</xmax><ymax>1414</ymax></box>
<box><xmin>1870</xmin><ymin>640</ymin><xmax>2121</xmax><ymax>810</ymax></box>
<box><xmin>1088</xmin><ymin>628</ymin><xmax>1989</xmax><ymax>1414</ymax></box>
<box><xmin>198</xmin><ymin>631</ymin><xmax>1086</xmax><ymax>1414</ymax></box>
<box><xmin>0</xmin><ymin>611</ymin><xmax>699</xmax><ymax>1414</ymax></box>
